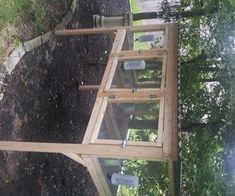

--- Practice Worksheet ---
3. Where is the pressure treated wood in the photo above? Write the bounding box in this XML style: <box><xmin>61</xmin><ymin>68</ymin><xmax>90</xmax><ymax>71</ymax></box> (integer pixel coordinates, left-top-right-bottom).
<box><xmin>63</xmin><ymin>153</ymin><xmax>87</xmax><ymax>167</ymax></box>
<box><xmin>98</xmin><ymin>89</ymin><xmax>164</xmax><ymax>98</ymax></box>
<box><xmin>109</xmin><ymin>49</ymin><xmax>167</xmax><ymax>59</ymax></box>
<box><xmin>83</xmin><ymin>98</ymin><xmax>104</xmax><ymax>144</ymax></box>
<box><xmin>79</xmin><ymin>85</ymin><xmax>100</xmax><ymax>91</ymax></box>
<box><xmin>168</xmin><ymin>160</ymin><xmax>176</xmax><ymax>196</ymax></box>
<box><xmin>0</xmin><ymin>23</ymin><xmax>179</xmax><ymax>196</ymax></box>
<box><xmin>98</xmin><ymin>29</ymin><xmax>126</xmax><ymax>92</ymax></box>
<box><xmin>55</xmin><ymin>24</ymin><xmax>166</xmax><ymax>36</ymax></box>
<box><xmin>90</xmin><ymin>158</ymin><xmax>112</xmax><ymax>196</ymax></box>
<box><xmin>90</xmin><ymin>98</ymin><xmax>108</xmax><ymax>142</ymax></box>
<box><xmin>163</xmin><ymin>23</ymin><xmax>178</xmax><ymax>159</ymax></box>
<box><xmin>0</xmin><ymin>141</ymin><xmax>163</xmax><ymax>160</ymax></box>
<box><xmin>83</xmin><ymin>157</ymin><xmax>107</xmax><ymax>196</ymax></box>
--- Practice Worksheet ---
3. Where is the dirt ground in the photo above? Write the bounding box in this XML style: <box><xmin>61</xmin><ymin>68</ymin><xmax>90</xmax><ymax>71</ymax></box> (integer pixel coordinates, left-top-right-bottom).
<box><xmin>0</xmin><ymin>0</ymin><xmax>130</xmax><ymax>195</ymax></box>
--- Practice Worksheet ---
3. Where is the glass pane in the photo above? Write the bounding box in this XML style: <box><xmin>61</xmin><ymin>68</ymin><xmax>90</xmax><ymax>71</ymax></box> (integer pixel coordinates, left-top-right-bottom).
<box><xmin>122</xmin><ymin>32</ymin><xmax>134</xmax><ymax>50</ymax></box>
<box><xmin>134</xmin><ymin>31</ymin><xmax>165</xmax><ymax>50</ymax></box>
<box><xmin>122</xmin><ymin>31</ymin><xmax>165</xmax><ymax>51</ymax></box>
<box><xmin>111</xmin><ymin>59</ymin><xmax>163</xmax><ymax>89</ymax></box>
<box><xmin>98</xmin><ymin>102</ymin><xmax>160</xmax><ymax>142</ymax></box>
<box><xmin>98</xmin><ymin>158</ymin><xmax>169</xmax><ymax>196</ymax></box>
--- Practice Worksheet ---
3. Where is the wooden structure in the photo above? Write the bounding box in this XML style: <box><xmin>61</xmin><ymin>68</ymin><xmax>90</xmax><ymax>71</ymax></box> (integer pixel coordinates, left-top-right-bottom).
<box><xmin>0</xmin><ymin>23</ymin><xmax>179</xmax><ymax>195</ymax></box>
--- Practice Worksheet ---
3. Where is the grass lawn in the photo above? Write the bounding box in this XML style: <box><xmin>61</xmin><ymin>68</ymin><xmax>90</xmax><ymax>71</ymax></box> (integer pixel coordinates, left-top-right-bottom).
<box><xmin>0</xmin><ymin>0</ymin><xmax>46</xmax><ymax>60</ymax></box>
<box><xmin>130</xmin><ymin>0</ymin><xmax>149</xmax><ymax>50</ymax></box>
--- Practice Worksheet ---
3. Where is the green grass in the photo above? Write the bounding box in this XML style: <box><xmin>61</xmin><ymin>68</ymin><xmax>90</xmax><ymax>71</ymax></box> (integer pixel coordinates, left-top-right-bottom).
<box><xmin>130</xmin><ymin>0</ymin><xmax>149</xmax><ymax>50</ymax></box>
<box><xmin>0</xmin><ymin>0</ymin><xmax>46</xmax><ymax>60</ymax></box>
<box><xmin>33</xmin><ymin>4</ymin><xmax>46</xmax><ymax>26</ymax></box>
<box><xmin>0</xmin><ymin>0</ymin><xmax>46</xmax><ymax>30</ymax></box>
<box><xmin>0</xmin><ymin>0</ymin><xmax>31</xmax><ymax>30</ymax></box>
<box><xmin>130</xmin><ymin>0</ymin><xmax>142</xmax><ymax>26</ymax></box>
<box><xmin>130</xmin><ymin>0</ymin><xmax>140</xmax><ymax>14</ymax></box>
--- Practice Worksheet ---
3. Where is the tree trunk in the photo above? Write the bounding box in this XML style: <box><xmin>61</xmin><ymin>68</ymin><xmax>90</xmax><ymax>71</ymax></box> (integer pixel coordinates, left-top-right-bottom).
<box><xmin>181</xmin><ymin>52</ymin><xmax>208</xmax><ymax>66</ymax></box>
<box><xmin>199</xmin><ymin>78</ymin><xmax>218</xmax><ymax>83</ymax></box>
<box><xmin>133</xmin><ymin>6</ymin><xmax>218</xmax><ymax>21</ymax></box>
<box><xmin>138</xmin><ymin>77</ymin><xmax>161</xmax><ymax>83</ymax></box>
<box><xmin>129</xmin><ymin>119</ymin><xmax>158</xmax><ymax>130</ymax></box>
<box><xmin>181</xmin><ymin>121</ymin><xmax>223</xmax><ymax>132</ymax></box>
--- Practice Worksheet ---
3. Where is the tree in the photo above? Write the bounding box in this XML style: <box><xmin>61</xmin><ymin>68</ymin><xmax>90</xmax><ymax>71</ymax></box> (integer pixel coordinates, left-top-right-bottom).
<box><xmin>133</xmin><ymin>4</ymin><xmax>218</xmax><ymax>21</ymax></box>
<box><xmin>179</xmin><ymin>0</ymin><xmax>235</xmax><ymax>195</ymax></box>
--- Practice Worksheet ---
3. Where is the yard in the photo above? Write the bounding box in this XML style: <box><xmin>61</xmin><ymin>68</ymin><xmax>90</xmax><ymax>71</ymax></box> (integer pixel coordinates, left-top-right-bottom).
<box><xmin>0</xmin><ymin>0</ymin><xmax>131</xmax><ymax>195</ymax></box>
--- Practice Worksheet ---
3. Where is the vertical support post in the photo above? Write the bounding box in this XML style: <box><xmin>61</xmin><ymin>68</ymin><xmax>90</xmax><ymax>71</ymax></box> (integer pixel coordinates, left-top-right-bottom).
<box><xmin>163</xmin><ymin>23</ymin><xmax>178</xmax><ymax>159</ymax></box>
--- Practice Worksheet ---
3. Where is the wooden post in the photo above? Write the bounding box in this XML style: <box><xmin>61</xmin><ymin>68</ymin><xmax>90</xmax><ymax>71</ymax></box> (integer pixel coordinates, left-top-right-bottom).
<box><xmin>163</xmin><ymin>23</ymin><xmax>178</xmax><ymax>159</ymax></box>
<box><xmin>0</xmin><ymin>141</ymin><xmax>163</xmax><ymax>161</ymax></box>
<box><xmin>54</xmin><ymin>24</ymin><xmax>167</xmax><ymax>36</ymax></box>
<box><xmin>63</xmin><ymin>153</ymin><xmax>88</xmax><ymax>167</ymax></box>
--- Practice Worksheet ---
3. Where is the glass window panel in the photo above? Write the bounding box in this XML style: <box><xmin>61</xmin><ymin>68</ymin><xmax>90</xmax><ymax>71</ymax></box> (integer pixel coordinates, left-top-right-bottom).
<box><xmin>111</xmin><ymin>59</ymin><xmax>163</xmax><ymax>89</ymax></box>
<box><xmin>122</xmin><ymin>30</ymin><xmax>166</xmax><ymax>51</ymax></box>
<box><xmin>98</xmin><ymin>158</ymin><xmax>169</xmax><ymax>196</ymax></box>
<box><xmin>98</xmin><ymin>102</ymin><xmax>160</xmax><ymax>142</ymax></box>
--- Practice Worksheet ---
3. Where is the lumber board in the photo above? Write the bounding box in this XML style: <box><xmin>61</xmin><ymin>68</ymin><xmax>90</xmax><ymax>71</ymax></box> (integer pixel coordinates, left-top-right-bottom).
<box><xmin>83</xmin><ymin>157</ymin><xmax>107</xmax><ymax>196</ymax></box>
<box><xmin>55</xmin><ymin>24</ymin><xmax>167</xmax><ymax>36</ymax></box>
<box><xmin>163</xmin><ymin>23</ymin><xmax>178</xmax><ymax>159</ymax></box>
<box><xmin>90</xmin><ymin>98</ymin><xmax>108</xmax><ymax>142</ymax></box>
<box><xmin>98</xmin><ymin>88</ymin><xmax>164</xmax><ymax>98</ymax></box>
<box><xmin>83</xmin><ymin>98</ymin><xmax>104</xmax><ymax>144</ymax></box>
<box><xmin>63</xmin><ymin>153</ymin><xmax>88</xmax><ymax>167</ymax></box>
<box><xmin>0</xmin><ymin>141</ymin><xmax>163</xmax><ymax>161</ymax></box>
<box><xmin>90</xmin><ymin>158</ymin><xmax>112</xmax><ymax>196</ymax></box>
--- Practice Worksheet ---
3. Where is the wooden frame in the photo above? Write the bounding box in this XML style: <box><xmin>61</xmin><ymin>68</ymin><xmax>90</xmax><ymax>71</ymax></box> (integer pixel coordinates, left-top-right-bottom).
<box><xmin>0</xmin><ymin>24</ymin><xmax>178</xmax><ymax>196</ymax></box>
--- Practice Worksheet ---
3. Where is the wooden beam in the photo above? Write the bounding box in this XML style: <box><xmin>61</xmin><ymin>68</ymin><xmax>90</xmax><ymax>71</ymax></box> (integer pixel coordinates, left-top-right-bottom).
<box><xmin>63</xmin><ymin>153</ymin><xmax>88</xmax><ymax>167</ymax></box>
<box><xmin>55</xmin><ymin>28</ymin><xmax>117</xmax><ymax>36</ymax></box>
<box><xmin>161</xmin><ymin>55</ymin><xmax>167</xmax><ymax>89</ymax></box>
<box><xmin>79</xmin><ymin>85</ymin><xmax>119</xmax><ymax>91</ymax></box>
<box><xmin>54</xmin><ymin>24</ymin><xmax>167</xmax><ymax>36</ymax></box>
<box><xmin>99</xmin><ymin>29</ymin><xmax>126</xmax><ymax>92</ymax></box>
<box><xmin>168</xmin><ymin>160</ymin><xmax>175</xmax><ymax>196</ymax></box>
<box><xmin>104</xmin><ymin>29</ymin><xmax>127</xmax><ymax>90</ymax></box>
<box><xmin>171</xmin><ymin>24</ymin><xmax>179</xmax><ymax>161</ymax></box>
<box><xmin>90</xmin><ymin>98</ymin><xmax>108</xmax><ymax>142</ymax></box>
<box><xmin>163</xmin><ymin>23</ymin><xmax>178</xmax><ymax>159</ymax></box>
<box><xmin>110</xmin><ymin>49</ymin><xmax>167</xmax><ymax>59</ymax></box>
<box><xmin>157</xmin><ymin>97</ymin><xmax>164</xmax><ymax>147</ymax></box>
<box><xmin>83</xmin><ymin>98</ymin><xmax>104</xmax><ymax>144</ymax></box>
<box><xmin>83</xmin><ymin>157</ymin><xmax>107</xmax><ymax>196</ymax></box>
<box><xmin>0</xmin><ymin>141</ymin><xmax>163</xmax><ymax>161</ymax></box>
<box><xmin>108</xmin><ymin>97</ymin><xmax>161</xmax><ymax>103</ymax></box>
<box><xmin>90</xmin><ymin>158</ymin><xmax>112</xmax><ymax>196</ymax></box>
<box><xmin>157</xmin><ymin>55</ymin><xmax>167</xmax><ymax>147</ymax></box>
<box><xmin>79</xmin><ymin>85</ymin><xmax>100</xmax><ymax>91</ymax></box>
<box><xmin>163</xmin><ymin>26</ymin><xmax>169</xmax><ymax>49</ymax></box>
<box><xmin>94</xmin><ymin>139</ymin><xmax>160</xmax><ymax>148</ymax></box>
<box><xmin>98</xmin><ymin>89</ymin><xmax>164</xmax><ymax>98</ymax></box>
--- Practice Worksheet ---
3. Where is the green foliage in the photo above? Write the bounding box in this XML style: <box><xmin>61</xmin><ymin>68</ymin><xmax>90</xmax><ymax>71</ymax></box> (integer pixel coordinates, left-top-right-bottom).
<box><xmin>228</xmin><ymin>0</ymin><xmax>235</xmax><ymax>6</ymax></box>
<box><xmin>179</xmin><ymin>0</ymin><xmax>235</xmax><ymax>195</ymax></box>
<box><xmin>182</xmin><ymin>131</ymin><xmax>229</xmax><ymax>195</ymax></box>
<box><xmin>32</xmin><ymin>4</ymin><xmax>46</xmax><ymax>26</ymax></box>
<box><xmin>117</xmin><ymin>160</ymin><xmax>169</xmax><ymax>196</ymax></box>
